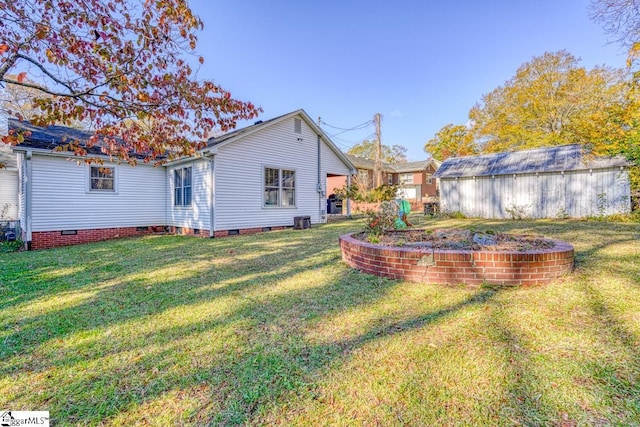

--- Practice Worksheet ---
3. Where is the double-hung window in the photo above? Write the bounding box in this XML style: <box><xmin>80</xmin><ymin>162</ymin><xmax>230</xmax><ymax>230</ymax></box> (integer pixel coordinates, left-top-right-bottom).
<box><xmin>400</xmin><ymin>173</ymin><xmax>414</xmax><ymax>184</ymax></box>
<box><xmin>174</xmin><ymin>167</ymin><xmax>192</xmax><ymax>207</ymax></box>
<box><xmin>264</xmin><ymin>167</ymin><xmax>295</xmax><ymax>207</ymax></box>
<box><xmin>90</xmin><ymin>166</ymin><xmax>115</xmax><ymax>191</ymax></box>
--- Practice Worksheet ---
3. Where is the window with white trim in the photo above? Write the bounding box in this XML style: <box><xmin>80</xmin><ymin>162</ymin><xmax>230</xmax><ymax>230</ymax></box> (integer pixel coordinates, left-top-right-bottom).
<box><xmin>90</xmin><ymin>166</ymin><xmax>115</xmax><ymax>191</ymax></box>
<box><xmin>400</xmin><ymin>173</ymin><xmax>414</xmax><ymax>184</ymax></box>
<box><xmin>264</xmin><ymin>167</ymin><xmax>295</xmax><ymax>207</ymax></box>
<box><xmin>294</xmin><ymin>118</ymin><xmax>302</xmax><ymax>134</ymax></box>
<box><xmin>174</xmin><ymin>167</ymin><xmax>192</xmax><ymax>206</ymax></box>
<box><xmin>427</xmin><ymin>174</ymin><xmax>433</xmax><ymax>185</ymax></box>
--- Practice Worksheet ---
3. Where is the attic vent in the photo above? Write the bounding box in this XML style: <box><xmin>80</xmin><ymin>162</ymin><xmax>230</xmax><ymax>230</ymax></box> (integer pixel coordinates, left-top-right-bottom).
<box><xmin>254</xmin><ymin>120</ymin><xmax>263</xmax><ymax>125</ymax></box>
<box><xmin>294</xmin><ymin>118</ymin><xmax>302</xmax><ymax>134</ymax></box>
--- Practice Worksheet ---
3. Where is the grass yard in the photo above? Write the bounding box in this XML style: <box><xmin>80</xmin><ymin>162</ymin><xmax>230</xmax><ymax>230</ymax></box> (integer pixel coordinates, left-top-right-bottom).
<box><xmin>1</xmin><ymin>216</ymin><xmax>639</xmax><ymax>426</ymax></box>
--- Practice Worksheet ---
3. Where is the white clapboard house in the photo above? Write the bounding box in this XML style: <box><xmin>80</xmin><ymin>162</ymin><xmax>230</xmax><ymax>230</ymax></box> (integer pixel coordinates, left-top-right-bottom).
<box><xmin>2</xmin><ymin>109</ymin><xmax>355</xmax><ymax>249</ymax></box>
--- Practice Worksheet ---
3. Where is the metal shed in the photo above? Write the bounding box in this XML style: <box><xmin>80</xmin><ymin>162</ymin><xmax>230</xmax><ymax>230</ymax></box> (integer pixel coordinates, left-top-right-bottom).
<box><xmin>432</xmin><ymin>144</ymin><xmax>631</xmax><ymax>219</ymax></box>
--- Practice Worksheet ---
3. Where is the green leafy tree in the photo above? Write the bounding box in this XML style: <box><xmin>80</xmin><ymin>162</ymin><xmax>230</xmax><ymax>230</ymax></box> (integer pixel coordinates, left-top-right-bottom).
<box><xmin>348</xmin><ymin>139</ymin><xmax>408</xmax><ymax>164</ymax></box>
<box><xmin>424</xmin><ymin>123</ymin><xmax>478</xmax><ymax>160</ymax></box>
<box><xmin>590</xmin><ymin>0</ymin><xmax>640</xmax><ymax>189</ymax></box>
<box><xmin>469</xmin><ymin>51</ymin><xmax>629</xmax><ymax>153</ymax></box>
<box><xmin>0</xmin><ymin>0</ymin><xmax>261</xmax><ymax>165</ymax></box>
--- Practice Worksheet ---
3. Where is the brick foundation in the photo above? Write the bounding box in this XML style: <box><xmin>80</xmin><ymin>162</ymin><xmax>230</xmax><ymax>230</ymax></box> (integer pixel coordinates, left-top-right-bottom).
<box><xmin>339</xmin><ymin>232</ymin><xmax>574</xmax><ymax>286</ymax></box>
<box><xmin>168</xmin><ymin>226</ymin><xmax>210</xmax><ymax>238</ymax></box>
<box><xmin>213</xmin><ymin>226</ymin><xmax>288</xmax><ymax>238</ymax></box>
<box><xmin>31</xmin><ymin>226</ymin><xmax>167</xmax><ymax>250</ymax></box>
<box><xmin>29</xmin><ymin>225</ymin><xmax>292</xmax><ymax>250</ymax></box>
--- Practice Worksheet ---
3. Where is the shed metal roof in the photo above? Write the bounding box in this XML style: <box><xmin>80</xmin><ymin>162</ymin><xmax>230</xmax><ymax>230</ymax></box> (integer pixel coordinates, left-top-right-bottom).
<box><xmin>432</xmin><ymin>144</ymin><xmax>630</xmax><ymax>179</ymax></box>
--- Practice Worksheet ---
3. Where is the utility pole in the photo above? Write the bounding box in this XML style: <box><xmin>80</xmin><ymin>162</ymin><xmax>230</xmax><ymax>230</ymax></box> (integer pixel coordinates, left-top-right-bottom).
<box><xmin>373</xmin><ymin>113</ymin><xmax>382</xmax><ymax>188</ymax></box>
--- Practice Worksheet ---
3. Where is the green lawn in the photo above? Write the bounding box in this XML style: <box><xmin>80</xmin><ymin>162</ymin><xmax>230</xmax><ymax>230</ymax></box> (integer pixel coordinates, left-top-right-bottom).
<box><xmin>1</xmin><ymin>217</ymin><xmax>639</xmax><ymax>426</ymax></box>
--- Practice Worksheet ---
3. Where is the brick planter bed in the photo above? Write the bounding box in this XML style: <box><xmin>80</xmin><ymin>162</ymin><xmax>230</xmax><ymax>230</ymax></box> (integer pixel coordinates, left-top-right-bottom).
<box><xmin>339</xmin><ymin>232</ymin><xmax>574</xmax><ymax>286</ymax></box>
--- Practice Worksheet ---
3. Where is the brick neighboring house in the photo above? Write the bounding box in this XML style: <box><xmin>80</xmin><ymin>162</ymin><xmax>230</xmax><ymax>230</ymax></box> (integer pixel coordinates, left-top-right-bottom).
<box><xmin>326</xmin><ymin>154</ymin><xmax>441</xmax><ymax>212</ymax></box>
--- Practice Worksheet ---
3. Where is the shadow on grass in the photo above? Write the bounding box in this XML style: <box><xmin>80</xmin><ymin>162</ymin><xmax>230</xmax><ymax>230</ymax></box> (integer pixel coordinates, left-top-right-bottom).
<box><xmin>580</xmin><ymin>281</ymin><xmax>640</xmax><ymax>423</ymax></box>
<box><xmin>487</xmin><ymin>305</ymin><xmax>554</xmax><ymax>425</ymax></box>
<box><xmin>2</xmin><ymin>218</ymin><xmax>639</xmax><ymax>425</ymax></box>
<box><xmin>0</xmin><ymin>228</ymin><xmax>501</xmax><ymax>426</ymax></box>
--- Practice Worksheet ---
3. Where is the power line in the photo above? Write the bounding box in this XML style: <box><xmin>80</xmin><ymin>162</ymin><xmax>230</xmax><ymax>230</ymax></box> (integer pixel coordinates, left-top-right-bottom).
<box><xmin>327</xmin><ymin>132</ymin><xmax>377</xmax><ymax>148</ymax></box>
<box><xmin>319</xmin><ymin>119</ymin><xmax>374</xmax><ymax>134</ymax></box>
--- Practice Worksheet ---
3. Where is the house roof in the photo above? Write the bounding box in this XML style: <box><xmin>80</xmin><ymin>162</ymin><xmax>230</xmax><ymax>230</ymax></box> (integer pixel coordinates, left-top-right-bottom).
<box><xmin>7</xmin><ymin>110</ymin><xmax>358</xmax><ymax>173</ymax></box>
<box><xmin>205</xmin><ymin>109</ymin><xmax>356</xmax><ymax>173</ymax></box>
<box><xmin>394</xmin><ymin>159</ymin><xmax>441</xmax><ymax>173</ymax></box>
<box><xmin>8</xmin><ymin>118</ymin><xmax>111</xmax><ymax>157</ymax></box>
<box><xmin>346</xmin><ymin>154</ymin><xmax>386</xmax><ymax>171</ymax></box>
<box><xmin>433</xmin><ymin>144</ymin><xmax>630</xmax><ymax>179</ymax></box>
<box><xmin>9</xmin><ymin>118</ymin><xmax>93</xmax><ymax>150</ymax></box>
<box><xmin>346</xmin><ymin>154</ymin><xmax>440</xmax><ymax>173</ymax></box>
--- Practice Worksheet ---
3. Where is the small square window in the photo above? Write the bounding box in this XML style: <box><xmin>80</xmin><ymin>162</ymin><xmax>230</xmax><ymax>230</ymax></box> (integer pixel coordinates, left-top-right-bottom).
<box><xmin>90</xmin><ymin>166</ymin><xmax>115</xmax><ymax>191</ymax></box>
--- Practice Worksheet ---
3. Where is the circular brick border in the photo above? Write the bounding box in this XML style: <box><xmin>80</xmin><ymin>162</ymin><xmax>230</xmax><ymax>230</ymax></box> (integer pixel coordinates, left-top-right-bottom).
<box><xmin>339</xmin><ymin>232</ymin><xmax>574</xmax><ymax>286</ymax></box>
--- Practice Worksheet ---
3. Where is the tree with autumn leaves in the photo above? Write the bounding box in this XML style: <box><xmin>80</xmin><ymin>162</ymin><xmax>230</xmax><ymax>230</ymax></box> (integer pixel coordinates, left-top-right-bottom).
<box><xmin>0</xmin><ymin>0</ymin><xmax>260</xmax><ymax>165</ymax></box>
<box><xmin>426</xmin><ymin>0</ymin><xmax>640</xmax><ymax>189</ymax></box>
<box><xmin>425</xmin><ymin>50</ymin><xmax>640</xmax><ymax>188</ymax></box>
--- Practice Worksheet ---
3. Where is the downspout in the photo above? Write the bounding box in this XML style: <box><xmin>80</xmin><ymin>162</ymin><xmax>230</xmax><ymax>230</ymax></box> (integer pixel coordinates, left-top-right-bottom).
<box><xmin>25</xmin><ymin>150</ymin><xmax>32</xmax><ymax>250</ymax></box>
<box><xmin>209</xmin><ymin>156</ymin><xmax>215</xmax><ymax>238</ymax></box>
<box><xmin>317</xmin><ymin>134</ymin><xmax>325</xmax><ymax>222</ymax></box>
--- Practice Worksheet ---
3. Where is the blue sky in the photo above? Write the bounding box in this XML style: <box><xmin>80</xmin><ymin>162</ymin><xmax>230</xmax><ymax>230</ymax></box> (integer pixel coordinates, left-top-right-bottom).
<box><xmin>189</xmin><ymin>0</ymin><xmax>627</xmax><ymax>161</ymax></box>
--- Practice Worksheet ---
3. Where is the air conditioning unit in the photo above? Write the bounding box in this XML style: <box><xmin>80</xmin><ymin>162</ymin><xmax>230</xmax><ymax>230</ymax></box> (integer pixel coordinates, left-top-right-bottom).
<box><xmin>293</xmin><ymin>216</ymin><xmax>311</xmax><ymax>230</ymax></box>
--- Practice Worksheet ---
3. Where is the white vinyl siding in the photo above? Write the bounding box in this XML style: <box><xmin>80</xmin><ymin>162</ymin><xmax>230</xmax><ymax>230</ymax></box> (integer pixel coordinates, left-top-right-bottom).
<box><xmin>29</xmin><ymin>155</ymin><xmax>166</xmax><ymax>231</ymax></box>
<box><xmin>438</xmin><ymin>168</ymin><xmax>631</xmax><ymax>219</ymax></box>
<box><xmin>0</xmin><ymin>143</ymin><xmax>18</xmax><ymax>221</ymax></box>
<box><xmin>167</xmin><ymin>159</ymin><xmax>211</xmax><ymax>231</ymax></box>
<box><xmin>0</xmin><ymin>170</ymin><xmax>18</xmax><ymax>220</ymax></box>
<box><xmin>214</xmin><ymin>115</ymin><xmax>351</xmax><ymax>230</ymax></box>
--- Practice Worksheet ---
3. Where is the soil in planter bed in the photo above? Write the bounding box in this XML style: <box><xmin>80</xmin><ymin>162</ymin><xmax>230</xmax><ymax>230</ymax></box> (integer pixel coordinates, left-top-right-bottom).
<box><xmin>356</xmin><ymin>228</ymin><xmax>556</xmax><ymax>251</ymax></box>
